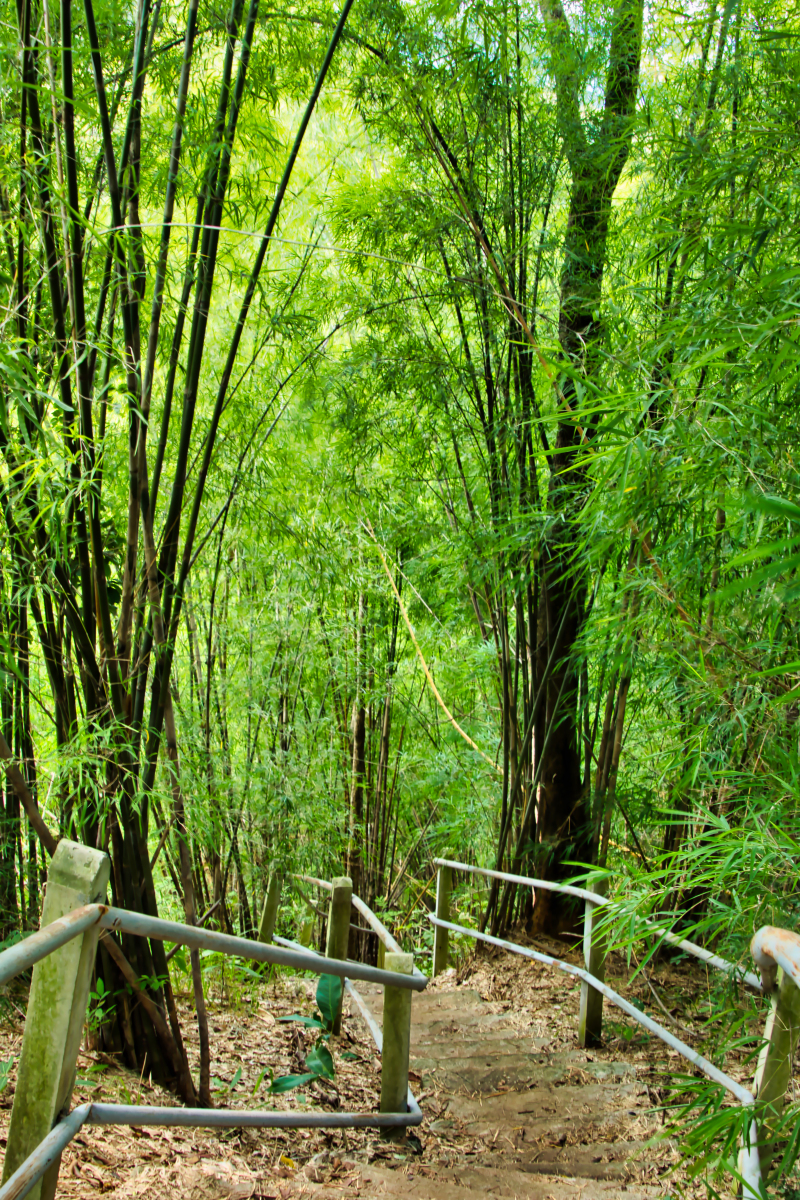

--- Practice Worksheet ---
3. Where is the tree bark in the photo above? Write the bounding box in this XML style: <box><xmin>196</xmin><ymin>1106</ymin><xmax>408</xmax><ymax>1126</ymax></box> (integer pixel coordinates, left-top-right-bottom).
<box><xmin>532</xmin><ymin>0</ymin><xmax>644</xmax><ymax>933</ymax></box>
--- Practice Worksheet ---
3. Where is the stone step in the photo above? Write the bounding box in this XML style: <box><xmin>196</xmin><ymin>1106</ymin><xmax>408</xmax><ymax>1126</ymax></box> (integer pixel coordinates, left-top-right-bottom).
<box><xmin>304</xmin><ymin>1158</ymin><xmax>659</xmax><ymax>1198</ymax></box>
<box><xmin>445</xmin><ymin>1078</ymin><xmax>649</xmax><ymax>1135</ymax></box>
<box><xmin>356</xmin><ymin>985</ymin><xmax>511</xmax><ymax>1025</ymax></box>
<box><xmin>412</xmin><ymin>1044</ymin><xmax>637</xmax><ymax>1092</ymax></box>
<box><xmin>348</xmin><ymin>975</ymin><xmax>661</xmax><ymax>1196</ymax></box>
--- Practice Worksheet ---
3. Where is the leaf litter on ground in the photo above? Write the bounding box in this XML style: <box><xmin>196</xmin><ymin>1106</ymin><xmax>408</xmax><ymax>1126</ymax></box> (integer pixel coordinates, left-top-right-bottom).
<box><xmin>0</xmin><ymin>935</ymin><xmax>796</xmax><ymax>1198</ymax></box>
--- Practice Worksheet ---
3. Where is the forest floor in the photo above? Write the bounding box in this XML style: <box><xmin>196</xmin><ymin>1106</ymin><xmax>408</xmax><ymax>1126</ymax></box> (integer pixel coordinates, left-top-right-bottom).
<box><xmin>0</xmin><ymin>930</ymin><xmax>797</xmax><ymax>1200</ymax></box>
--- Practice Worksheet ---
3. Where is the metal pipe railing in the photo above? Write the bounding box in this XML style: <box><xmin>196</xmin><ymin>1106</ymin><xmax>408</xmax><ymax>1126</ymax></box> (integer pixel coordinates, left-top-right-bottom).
<box><xmin>5</xmin><ymin>850</ymin><xmax>785</xmax><ymax>1200</ymax></box>
<box><xmin>98</xmin><ymin>907</ymin><xmax>426</xmax><ymax>991</ymax></box>
<box><xmin>350</xmin><ymin>894</ymin><xmax>402</xmax><ymax>955</ymax></box>
<box><xmin>345</xmin><ymin>979</ymin><xmax>421</xmax><ymax>1120</ymax></box>
<box><xmin>0</xmin><ymin>905</ymin><xmax>105</xmax><ymax>986</ymax></box>
<box><xmin>428</xmin><ymin>915</ymin><xmax>755</xmax><ymax>1103</ymax></box>
<box><xmin>427</xmin><ymin>913</ymin><xmax>762</xmax><ymax>1199</ymax></box>
<box><xmin>295</xmin><ymin>873</ymin><xmax>333</xmax><ymax>892</ymax></box>
<box><xmin>0</xmin><ymin>1105</ymin><xmax>91</xmax><ymax>1200</ymax></box>
<box><xmin>745</xmin><ymin>923</ymin><xmax>800</xmax><ymax>1180</ymax></box>
<box><xmin>751</xmin><ymin>926</ymin><xmax>800</xmax><ymax>993</ymax></box>
<box><xmin>433</xmin><ymin>858</ymin><xmax>761</xmax><ymax>989</ymax></box>
<box><xmin>292</xmin><ymin>875</ymin><xmax>403</xmax><ymax>957</ymax></box>
<box><xmin>268</xmin><ymin>940</ymin><xmax>427</xmax><ymax>988</ymax></box>
<box><xmin>0</xmin><ymin>886</ymin><xmax>428</xmax><ymax>1200</ymax></box>
<box><xmin>277</xmin><ymin>934</ymin><xmax>423</xmax><ymax>1123</ymax></box>
<box><xmin>0</xmin><ymin>1093</ymin><xmax>423</xmax><ymax>1200</ymax></box>
<box><xmin>87</xmin><ymin>1101</ymin><xmax>420</xmax><ymax>1129</ymax></box>
<box><xmin>434</xmin><ymin>858</ymin><xmax>601</xmax><ymax>905</ymax></box>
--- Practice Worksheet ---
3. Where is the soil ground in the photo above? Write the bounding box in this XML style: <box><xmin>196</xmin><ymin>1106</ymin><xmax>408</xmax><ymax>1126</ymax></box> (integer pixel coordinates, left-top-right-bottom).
<box><xmin>0</xmin><ymin>930</ymin><xmax>797</xmax><ymax>1199</ymax></box>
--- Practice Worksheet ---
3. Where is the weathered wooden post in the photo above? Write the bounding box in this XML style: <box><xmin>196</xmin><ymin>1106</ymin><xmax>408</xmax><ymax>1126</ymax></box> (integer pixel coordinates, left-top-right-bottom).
<box><xmin>751</xmin><ymin>964</ymin><xmax>800</xmax><ymax>1171</ymax></box>
<box><xmin>257</xmin><ymin>868</ymin><xmax>282</xmax><ymax>945</ymax></box>
<box><xmin>433</xmin><ymin>864</ymin><xmax>452</xmax><ymax>977</ymax></box>
<box><xmin>578</xmin><ymin>877</ymin><xmax>608</xmax><ymax>1049</ymax></box>
<box><xmin>380</xmin><ymin>950</ymin><xmax>413</xmax><ymax>1131</ymax></box>
<box><xmin>325</xmin><ymin>876</ymin><xmax>352</xmax><ymax>1035</ymax></box>
<box><xmin>3</xmin><ymin>840</ymin><xmax>110</xmax><ymax>1200</ymax></box>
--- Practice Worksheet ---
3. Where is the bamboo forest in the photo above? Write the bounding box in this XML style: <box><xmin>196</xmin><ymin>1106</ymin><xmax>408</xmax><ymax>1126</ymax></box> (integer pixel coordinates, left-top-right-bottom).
<box><xmin>0</xmin><ymin>0</ymin><xmax>798</xmax><ymax>1194</ymax></box>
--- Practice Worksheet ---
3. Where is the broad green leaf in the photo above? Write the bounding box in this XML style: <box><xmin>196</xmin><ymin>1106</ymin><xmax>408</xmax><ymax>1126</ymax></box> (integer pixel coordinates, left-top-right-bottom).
<box><xmin>278</xmin><ymin>1014</ymin><xmax>323</xmax><ymax>1029</ymax></box>
<box><xmin>268</xmin><ymin>1072</ymin><xmax>317</xmax><ymax>1094</ymax></box>
<box><xmin>305</xmin><ymin>1044</ymin><xmax>335</xmax><ymax>1080</ymax></box>
<box><xmin>315</xmin><ymin>975</ymin><xmax>343</xmax><ymax>1030</ymax></box>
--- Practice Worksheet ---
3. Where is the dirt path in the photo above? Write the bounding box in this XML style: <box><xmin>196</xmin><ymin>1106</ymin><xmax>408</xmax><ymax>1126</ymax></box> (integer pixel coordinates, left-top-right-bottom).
<box><xmin>0</xmin><ymin>936</ymin><xmax>770</xmax><ymax>1199</ymax></box>
<box><xmin>324</xmin><ymin>966</ymin><xmax>668</xmax><ymax>1199</ymax></box>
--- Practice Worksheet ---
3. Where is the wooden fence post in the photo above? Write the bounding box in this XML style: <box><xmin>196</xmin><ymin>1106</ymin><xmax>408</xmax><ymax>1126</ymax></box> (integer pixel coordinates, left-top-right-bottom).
<box><xmin>325</xmin><ymin>876</ymin><xmax>352</xmax><ymax>1035</ymax></box>
<box><xmin>380</xmin><ymin>950</ymin><xmax>413</xmax><ymax>1130</ymax></box>
<box><xmin>433</xmin><ymin>865</ymin><xmax>452</xmax><ymax>977</ymax></box>
<box><xmin>751</xmin><ymin>965</ymin><xmax>800</xmax><ymax>1172</ymax></box>
<box><xmin>257</xmin><ymin>869</ymin><xmax>282</xmax><ymax>945</ymax></box>
<box><xmin>578</xmin><ymin>877</ymin><xmax>608</xmax><ymax>1049</ymax></box>
<box><xmin>2</xmin><ymin>840</ymin><xmax>110</xmax><ymax>1200</ymax></box>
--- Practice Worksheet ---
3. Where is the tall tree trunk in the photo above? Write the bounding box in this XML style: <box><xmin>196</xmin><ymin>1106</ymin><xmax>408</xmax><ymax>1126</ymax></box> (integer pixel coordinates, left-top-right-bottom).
<box><xmin>532</xmin><ymin>0</ymin><xmax>644</xmax><ymax>933</ymax></box>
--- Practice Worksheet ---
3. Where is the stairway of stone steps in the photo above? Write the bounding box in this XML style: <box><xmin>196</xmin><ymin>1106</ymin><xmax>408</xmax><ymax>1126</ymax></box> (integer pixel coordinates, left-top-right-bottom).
<box><xmin>305</xmin><ymin>971</ymin><xmax>671</xmax><ymax>1199</ymax></box>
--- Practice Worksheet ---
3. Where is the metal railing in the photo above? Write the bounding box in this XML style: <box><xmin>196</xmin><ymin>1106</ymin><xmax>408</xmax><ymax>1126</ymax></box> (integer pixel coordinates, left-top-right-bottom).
<box><xmin>7</xmin><ymin>844</ymin><xmax>794</xmax><ymax>1200</ymax></box>
<box><xmin>431</xmin><ymin>858</ymin><xmax>800</xmax><ymax>1200</ymax></box>
<box><xmin>433</xmin><ymin>857</ymin><xmax>762</xmax><ymax>988</ymax></box>
<box><xmin>292</xmin><ymin>872</ymin><xmax>414</xmax><ymax>963</ymax></box>
<box><xmin>0</xmin><ymin>843</ymin><xmax>427</xmax><ymax>1200</ymax></box>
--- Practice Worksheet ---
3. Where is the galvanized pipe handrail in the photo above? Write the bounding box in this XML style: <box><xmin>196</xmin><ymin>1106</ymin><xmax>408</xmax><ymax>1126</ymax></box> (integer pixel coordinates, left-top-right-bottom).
<box><xmin>294</xmin><ymin>875</ymin><xmax>399</xmax><ymax>951</ymax></box>
<box><xmin>428</xmin><ymin>915</ymin><xmax>754</xmax><ymax>1103</ymax></box>
<box><xmin>277</xmin><ymin>933</ymin><xmax>422</xmax><ymax>1121</ymax></box>
<box><xmin>0</xmin><ymin>905</ymin><xmax>105</xmax><ymax>986</ymax></box>
<box><xmin>0</xmin><ymin>1104</ymin><xmax>91</xmax><ymax>1200</ymax></box>
<box><xmin>98</xmin><ymin>907</ymin><xmax>426</xmax><ymax>992</ymax></box>
<box><xmin>350</xmin><ymin>894</ymin><xmax>402</xmax><ymax>955</ymax></box>
<box><xmin>345</xmin><ymin>979</ymin><xmax>421</xmax><ymax>1119</ymax></box>
<box><xmin>1</xmin><ymin>884</ymin><xmax>428</xmax><ymax>1200</ymax></box>
<box><xmin>434</xmin><ymin>858</ymin><xmax>761</xmax><ymax>990</ymax></box>
<box><xmin>434</xmin><ymin>858</ymin><xmax>600</xmax><ymax>905</ymax></box>
<box><xmin>428</xmin><ymin>913</ymin><xmax>763</xmax><ymax>1199</ymax></box>
<box><xmin>346</xmin><ymin>978</ymin><xmax>384</xmax><ymax>1050</ymax></box>
<box><xmin>0</xmin><ymin>1091</ymin><xmax>422</xmax><ymax>1200</ymax></box>
<box><xmin>295</xmin><ymin>873</ymin><xmax>333</xmax><ymax>892</ymax></box>
<box><xmin>751</xmin><ymin>926</ymin><xmax>800</xmax><ymax>993</ymax></box>
<box><xmin>272</xmin><ymin>934</ymin><xmax>426</xmax><ymax>985</ymax></box>
<box><xmin>87</xmin><ymin>1101</ymin><xmax>420</xmax><ymax>1128</ymax></box>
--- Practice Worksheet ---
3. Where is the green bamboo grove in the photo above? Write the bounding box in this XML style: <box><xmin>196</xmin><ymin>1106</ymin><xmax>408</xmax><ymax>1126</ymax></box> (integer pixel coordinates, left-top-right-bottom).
<box><xmin>0</xmin><ymin>0</ymin><xmax>797</xmax><ymax>1181</ymax></box>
